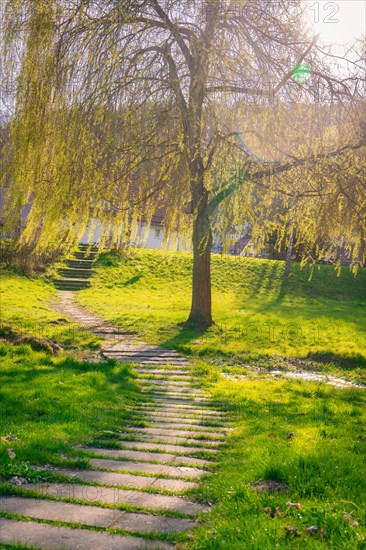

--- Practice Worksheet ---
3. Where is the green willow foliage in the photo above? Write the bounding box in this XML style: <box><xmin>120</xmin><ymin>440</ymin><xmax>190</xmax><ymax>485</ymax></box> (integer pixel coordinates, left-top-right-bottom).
<box><xmin>1</xmin><ymin>0</ymin><xmax>365</xmax><ymax>268</ymax></box>
<box><xmin>1</xmin><ymin>0</ymin><xmax>189</xmax><ymax>253</ymax></box>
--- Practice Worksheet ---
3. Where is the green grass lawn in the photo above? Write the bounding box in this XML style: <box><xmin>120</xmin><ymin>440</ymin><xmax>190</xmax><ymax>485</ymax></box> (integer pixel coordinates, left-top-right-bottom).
<box><xmin>0</xmin><ymin>267</ymin><xmax>99</xmax><ymax>349</ymax></box>
<box><xmin>0</xmin><ymin>266</ymin><xmax>140</xmax><ymax>482</ymax></box>
<box><xmin>77</xmin><ymin>249</ymin><xmax>366</xmax><ymax>382</ymax></box>
<box><xmin>0</xmin><ymin>343</ymin><xmax>141</xmax><ymax>482</ymax></box>
<box><xmin>185</xmin><ymin>365</ymin><xmax>366</xmax><ymax>549</ymax></box>
<box><xmin>1</xmin><ymin>254</ymin><xmax>365</xmax><ymax>548</ymax></box>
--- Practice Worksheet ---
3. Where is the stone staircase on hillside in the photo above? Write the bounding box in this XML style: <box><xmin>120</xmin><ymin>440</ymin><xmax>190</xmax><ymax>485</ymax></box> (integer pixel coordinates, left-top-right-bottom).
<box><xmin>54</xmin><ymin>244</ymin><xmax>98</xmax><ymax>291</ymax></box>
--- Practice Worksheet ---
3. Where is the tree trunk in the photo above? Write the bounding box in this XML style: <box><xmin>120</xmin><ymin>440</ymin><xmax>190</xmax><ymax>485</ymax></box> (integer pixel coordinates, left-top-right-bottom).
<box><xmin>360</xmin><ymin>226</ymin><xmax>366</xmax><ymax>268</ymax></box>
<box><xmin>187</xmin><ymin>207</ymin><xmax>213</xmax><ymax>326</ymax></box>
<box><xmin>284</xmin><ymin>220</ymin><xmax>294</xmax><ymax>278</ymax></box>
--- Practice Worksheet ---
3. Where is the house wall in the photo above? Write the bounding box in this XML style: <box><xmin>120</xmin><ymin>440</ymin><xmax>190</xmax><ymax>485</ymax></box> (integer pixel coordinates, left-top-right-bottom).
<box><xmin>80</xmin><ymin>220</ymin><xmax>190</xmax><ymax>251</ymax></box>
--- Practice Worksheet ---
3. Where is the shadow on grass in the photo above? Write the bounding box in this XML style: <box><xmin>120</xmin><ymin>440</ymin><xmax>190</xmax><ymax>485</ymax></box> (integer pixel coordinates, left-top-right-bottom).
<box><xmin>160</xmin><ymin>323</ymin><xmax>211</xmax><ymax>354</ymax></box>
<box><xmin>0</xmin><ymin>344</ymin><xmax>142</xmax><ymax>476</ymax></box>
<box><xmin>123</xmin><ymin>273</ymin><xmax>144</xmax><ymax>286</ymax></box>
<box><xmin>305</xmin><ymin>350</ymin><xmax>366</xmax><ymax>370</ymax></box>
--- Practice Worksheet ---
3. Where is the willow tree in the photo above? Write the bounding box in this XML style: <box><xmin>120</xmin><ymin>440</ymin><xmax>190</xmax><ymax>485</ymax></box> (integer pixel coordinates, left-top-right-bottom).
<box><xmin>1</xmin><ymin>1</ymin><xmax>365</xmax><ymax>325</ymax></box>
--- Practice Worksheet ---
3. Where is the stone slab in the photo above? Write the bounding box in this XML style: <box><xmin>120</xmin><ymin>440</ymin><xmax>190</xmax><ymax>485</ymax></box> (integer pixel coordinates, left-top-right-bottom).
<box><xmin>0</xmin><ymin>518</ymin><xmax>174</xmax><ymax>549</ymax></box>
<box><xmin>117</xmin><ymin>440</ymin><xmax>217</xmax><ymax>455</ymax></box>
<box><xmin>139</xmin><ymin>406</ymin><xmax>224</xmax><ymax>416</ymax></box>
<box><xmin>139</xmin><ymin>402</ymin><xmax>211</xmax><ymax>409</ymax></box>
<box><xmin>56</xmin><ymin>468</ymin><xmax>198</xmax><ymax>491</ymax></box>
<box><xmin>80</xmin><ymin>447</ymin><xmax>211</xmax><ymax>467</ymax></box>
<box><xmin>141</xmin><ymin>380</ymin><xmax>191</xmax><ymax>386</ymax></box>
<box><xmin>134</xmin><ymin>370</ymin><xmax>189</xmax><ymax>376</ymax></box>
<box><xmin>151</xmin><ymin>397</ymin><xmax>210</xmax><ymax>404</ymax></box>
<box><xmin>144</xmin><ymin>414</ymin><xmax>227</xmax><ymax>425</ymax></box>
<box><xmin>142</xmin><ymin>387</ymin><xmax>195</xmax><ymax>393</ymax></box>
<box><xmin>109</xmin><ymin>358</ymin><xmax>190</xmax><ymax>366</ymax></box>
<box><xmin>0</xmin><ymin>496</ymin><xmax>118</xmax><ymax>528</ymax></box>
<box><xmin>89</xmin><ymin>458</ymin><xmax>208</xmax><ymax>478</ymax></box>
<box><xmin>122</xmin><ymin>427</ymin><xmax>225</xmax><ymax>440</ymax></box>
<box><xmin>0</xmin><ymin>496</ymin><xmax>195</xmax><ymax>533</ymax></box>
<box><xmin>147</xmin><ymin>422</ymin><xmax>229</xmax><ymax>434</ymax></box>
<box><xmin>122</xmin><ymin>434</ymin><xmax>223</xmax><ymax>447</ymax></box>
<box><xmin>144</xmin><ymin>392</ymin><xmax>204</xmax><ymax>399</ymax></box>
<box><xmin>103</xmin><ymin>348</ymin><xmax>176</xmax><ymax>353</ymax></box>
<box><xmin>151</xmin><ymin>405</ymin><xmax>220</xmax><ymax>414</ymax></box>
<box><xmin>21</xmin><ymin>483</ymin><xmax>209</xmax><ymax>515</ymax></box>
<box><xmin>146</xmin><ymin>416</ymin><xmax>226</xmax><ymax>427</ymax></box>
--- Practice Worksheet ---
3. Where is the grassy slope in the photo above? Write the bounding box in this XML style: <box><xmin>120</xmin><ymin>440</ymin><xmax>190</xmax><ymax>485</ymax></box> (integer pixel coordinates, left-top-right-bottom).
<box><xmin>0</xmin><ymin>267</ymin><xmax>98</xmax><ymax>349</ymax></box>
<box><xmin>0</xmin><ymin>344</ymin><xmax>140</xmax><ymax>480</ymax></box>
<box><xmin>0</xmin><ymin>267</ymin><xmax>141</xmax><ymax>481</ymax></box>
<box><xmin>187</xmin><ymin>366</ymin><xmax>366</xmax><ymax>549</ymax></box>
<box><xmin>1</xmin><ymin>258</ymin><xmax>365</xmax><ymax>548</ymax></box>
<box><xmin>77</xmin><ymin>249</ymin><xmax>366</xmax><ymax>379</ymax></box>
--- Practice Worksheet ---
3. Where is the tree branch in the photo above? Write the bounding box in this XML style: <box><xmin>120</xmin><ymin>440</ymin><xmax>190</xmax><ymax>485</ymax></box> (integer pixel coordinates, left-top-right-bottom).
<box><xmin>206</xmin><ymin>84</ymin><xmax>270</xmax><ymax>97</ymax></box>
<box><xmin>207</xmin><ymin>140</ymin><xmax>365</xmax><ymax>215</ymax></box>
<box><xmin>151</xmin><ymin>0</ymin><xmax>193</xmax><ymax>70</ymax></box>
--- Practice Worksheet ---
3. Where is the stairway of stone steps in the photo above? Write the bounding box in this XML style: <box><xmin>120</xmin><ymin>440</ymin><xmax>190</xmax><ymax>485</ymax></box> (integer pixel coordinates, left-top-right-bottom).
<box><xmin>54</xmin><ymin>244</ymin><xmax>98</xmax><ymax>291</ymax></box>
<box><xmin>0</xmin><ymin>292</ymin><xmax>230</xmax><ymax>549</ymax></box>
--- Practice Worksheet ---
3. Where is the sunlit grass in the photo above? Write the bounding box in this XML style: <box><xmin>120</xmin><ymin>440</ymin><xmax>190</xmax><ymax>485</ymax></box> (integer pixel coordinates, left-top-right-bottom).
<box><xmin>0</xmin><ymin>342</ymin><xmax>141</xmax><ymax>481</ymax></box>
<box><xmin>0</xmin><ymin>267</ymin><xmax>98</xmax><ymax>349</ymax></box>
<box><xmin>185</xmin><ymin>372</ymin><xmax>366</xmax><ymax>549</ymax></box>
<box><xmin>76</xmin><ymin>249</ymin><xmax>366</xmax><ymax>377</ymax></box>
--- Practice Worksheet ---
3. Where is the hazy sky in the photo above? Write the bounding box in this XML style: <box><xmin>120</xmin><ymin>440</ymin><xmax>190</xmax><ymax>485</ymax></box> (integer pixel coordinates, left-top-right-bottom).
<box><xmin>303</xmin><ymin>0</ymin><xmax>365</xmax><ymax>46</ymax></box>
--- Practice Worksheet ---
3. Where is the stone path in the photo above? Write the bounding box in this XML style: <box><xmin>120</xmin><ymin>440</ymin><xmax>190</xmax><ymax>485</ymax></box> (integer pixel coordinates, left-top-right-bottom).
<box><xmin>54</xmin><ymin>244</ymin><xmax>98</xmax><ymax>291</ymax></box>
<box><xmin>0</xmin><ymin>292</ymin><xmax>229</xmax><ymax>549</ymax></box>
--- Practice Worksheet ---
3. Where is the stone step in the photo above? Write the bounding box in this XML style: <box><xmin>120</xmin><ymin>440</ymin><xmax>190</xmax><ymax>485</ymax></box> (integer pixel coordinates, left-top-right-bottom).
<box><xmin>104</xmin><ymin>351</ymin><xmax>189</xmax><ymax>360</ymax></box>
<box><xmin>59</xmin><ymin>268</ymin><xmax>93</xmax><ymax>279</ymax></box>
<box><xmin>139</xmin><ymin>405</ymin><xmax>220</xmax><ymax>415</ymax></box>
<box><xmin>146</xmin><ymin>416</ymin><xmax>228</xmax><ymax>427</ymax></box>
<box><xmin>140</xmin><ymin>412</ymin><xmax>223</xmax><ymax>422</ymax></box>
<box><xmin>138</xmin><ymin>401</ymin><xmax>213</xmax><ymax>410</ymax></box>
<box><xmin>54</xmin><ymin>284</ymin><xmax>91</xmax><ymax>292</ymax></box>
<box><xmin>111</xmin><ymin>359</ymin><xmax>190</xmax><ymax>365</ymax></box>
<box><xmin>141</xmin><ymin>412</ymin><xmax>224</xmax><ymax>423</ymax></box>
<box><xmin>142</xmin><ymin>388</ymin><xmax>200</xmax><ymax>396</ymax></box>
<box><xmin>140</xmin><ymin>400</ymin><xmax>211</xmax><ymax>408</ymax></box>
<box><xmin>146</xmin><ymin>398</ymin><xmax>210</xmax><ymax>405</ymax></box>
<box><xmin>119</xmin><ymin>434</ymin><xmax>223</xmax><ymax>448</ymax></box>
<box><xmin>0</xmin><ymin>518</ymin><xmax>174</xmax><ymax>549</ymax></box>
<box><xmin>146</xmin><ymin>421</ymin><xmax>230</xmax><ymax>433</ymax></box>
<box><xmin>104</xmin><ymin>344</ymin><xmax>181</xmax><ymax>353</ymax></box>
<box><xmin>146</xmin><ymin>388</ymin><xmax>205</xmax><ymax>394</ymax></box>
<box><xmin>134</xmin><ymin>370</ymin><xmax>190</xmax><ymax>377</ymax></box>
<box><xmin>54</xmin><ymin>278</ymin><xmax>91</xmax><ymax>288</ymax></box>
<box><xmin>141</xmin><ymin>387</ymin><xmax>196</xmax><ymax>394</ymax></box>
<box><xmin>134</xmin><ymin>378</ymin><xmax>190</xmax><ymax>384</ymax></box>
<box><xmin>122</xmin><ymin>427</ymin><xmax>226</xmax><ymax>441</ymax></box>
<box><xmin>105</xmin><ymin>356</ymin><xmax>191</xmax><ymax>366</ymax></box>
<box><xmin>146</xmin><ymin>394</ymin><xmax>209</xmax><ymax>403</ymax></box>
<box><xmin>55</xmin><ymin>469</ymin><xmax>198</xmax><ymax>492</ymax></box>
<box><xmin>89</xmin><ymin>458</ymin><xmax>208</xmax><ymax>478</ymax></box>
<box><xmin>74</xmin><ymin>251</ymin><xmax>98</xmax><ymax>259</ymax></box>
<box><xmin>0</xmin><ymin>497</ymin><xmax>196</xmax><ymax>534</ymax></box>
<box><xmin>95</xmin><ymin>329</ymin><xmax>138</xmax><ymax>336</ymax></box>
<box><xmin>116</xmin><ymin>440</ymin><xmax>217</xmax><ymax>455</ymax></box>
<box><xmin>146</xmin><ymin>413</ymin><xmax>226</xmax><ymax>427</ymax></box>
<box><xmin>134</xmin><ymin>365</ymin><xmax>190</xmax><ymax>371</ymax></box>
<box><xmin>21</xmin><ymin>482</ymin><xmax>210</xmax><ymax>515</ymax></box>
<box><xmin>105</xmin><ymin>348</ymin><xmax>184</xmax><ymax>355</ymax></box>
<box><xmin>79</xmin><ymin>447</ymin><xmax>211</xmax><ymax>467</ymax></box>
<box><xmin>140</xmin><ymin>379</ymin><xmax>192</xmax><ymax>387</ymax></box>
<box><xmin>66</xmin><ymin>260</ymin><xmax>94</xmax><ymax>269</ymax></box>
